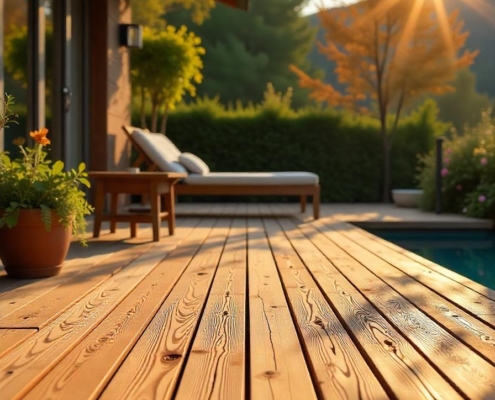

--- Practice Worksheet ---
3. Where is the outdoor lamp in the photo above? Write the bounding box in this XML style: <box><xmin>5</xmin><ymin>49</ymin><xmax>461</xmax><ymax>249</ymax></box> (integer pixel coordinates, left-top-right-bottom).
<box><xmin>119</xmin><ymin>24</ymin><xmax>143</xmax><ymax>49</ymax></box>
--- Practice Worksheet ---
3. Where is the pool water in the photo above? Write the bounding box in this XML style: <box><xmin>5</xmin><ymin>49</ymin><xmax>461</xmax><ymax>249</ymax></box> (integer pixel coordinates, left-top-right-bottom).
<box><xmin>367</xmin><ymin>230</ymin><xmax>495</xmax><ymax>290</ymax></box>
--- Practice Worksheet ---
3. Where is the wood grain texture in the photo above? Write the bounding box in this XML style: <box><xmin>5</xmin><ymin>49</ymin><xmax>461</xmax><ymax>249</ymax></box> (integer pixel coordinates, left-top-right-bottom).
<box><xmin>0</xmin><ymin>244</ymin><xmax>153</xmax><ymax>329</ymax></box>
<box><xmin>0</xmin><ymin>222</ymin><xmax>194</xmax><ymax>400</ymax></box>
<box><xmin>0</xmin><ymin>329</ymin><xmax>37</xmax><ymax>358</ymax></box>
<box><xmin>99</xmin><ymin>219</ymin><xmax>231</xmax><ymax>400</ymax></box>
<box><xmin>299</xmin><ymin>219</ymin><xmax>495</xmax><ymax>400</ymax></box>
<box><xmin>0</xmin><ymin>225</ymin><xmax>156</xmax><ymax>322</ymax></box>
<box><xmin>247</xmin><ymin>219</ymin><xmax>317</xmax><ymax>400</ymax></box>
<box><xmin>264</xmin><ymin>219</ymin><xmax>388</xmax><ymax>400</ymax></box>
<box><xmin>175</xmin><ymin>219</ymin><xmax>247</xmax><ymax>400</ymax></box>
<box><xmin>314</xmin><ymin>218</ymin><xmax>495</xmax><ymax>365</ymax></box>
<box><xmin>22</xmin><ymin>219</ymin><xmax>204</xmax><ymax>400</ymax></box>
<box><xmin>326</xmin><ymin>220</ymin><xmax>495</xmax><ymax>323</ymax></box>
<box><xmin>357</xmin><ymin>224</ymin><xmax>495</xmax><ymax>302</ymax></box>
<box><xmin>278</xmin><ymin>218</ymin><xmax>462</xmax><ymax>400</ymax></box>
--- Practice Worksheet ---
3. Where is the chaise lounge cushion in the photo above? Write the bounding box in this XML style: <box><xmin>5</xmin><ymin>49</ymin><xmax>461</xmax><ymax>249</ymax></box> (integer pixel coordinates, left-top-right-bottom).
<box><xmin>184</xmin><ymin>172</ymin><xmax>319</xmax><ymax>186</ymax></box>
<box><xmin>132</xmin><ymin>128</ymin><xmax>187</xmax><ymax>173</ymax></box>
<box><xmin>179</xmin><ymin>152</ymin><xmax>210</xmax><ymax>174</ymax></box>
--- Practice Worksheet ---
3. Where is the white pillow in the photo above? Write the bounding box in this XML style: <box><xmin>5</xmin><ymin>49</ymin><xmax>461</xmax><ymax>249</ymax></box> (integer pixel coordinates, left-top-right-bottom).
<box><xmin>179</xmin><ymin>152</ymin><xmax>210</xmax><ymax>174</ymax></box>
<box><xmin>132</xmin><ymin>129</ymin><xmax>187</xmax><ymax>173</ymax></box>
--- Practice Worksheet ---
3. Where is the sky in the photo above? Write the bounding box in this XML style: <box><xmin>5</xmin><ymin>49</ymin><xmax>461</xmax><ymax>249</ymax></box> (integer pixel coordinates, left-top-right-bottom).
<box><xmin>301</xmin><ymin>0</ymin><xmax>357</xmax><ymax>15</ymax></box>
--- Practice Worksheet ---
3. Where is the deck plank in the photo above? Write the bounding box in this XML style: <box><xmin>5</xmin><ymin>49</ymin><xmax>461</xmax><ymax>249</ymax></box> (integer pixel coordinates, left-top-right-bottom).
<box><xmin>175</xmin><ymin>219</ymin><xmax>247</xmax><ymax>400</ymax></box>
<box><xmin>0</xmin><ymin>329</ymin><xmax>37</xmax><ymax>358</ymax></box>
<box><xmin>356</xmin><ymin>225</ymin><xmax>495</xmax><ymax>302</ymax></box>
<box><xmin>279</xmin><ymin>218</ymin><xmax>463</xmax><ymax>400</ymax></box>
<box><xmin>334</xmin><ymin>221</ymin><xmax>495</xmax><ymax>322</ymax></box>
<box><xmin>21</xmin><ymin>219</ymin><xmax>204</xmax><ymax>400</ymax></box>
<box><xmin>0</xmin><ymin>244</ymin><xmax>153</xmax><ymax>329</ymax></box>
<box><xmin>0</xmin><ymin>223</ymin><xmax>159</xmax><ymax>323</ymax></box>
<box><xmin>298</xmin><ymin>218</ymin><xmax>495</xmax><ymax>400</ymax></box>
<box><xmin>99</xmin><ymin>219</ymin><xmax>231</xmax><ymax>400</ymax></box>
<box><xmin>247</xmin><ymin>219</ymin><xmax>317</xmax><ymax>400</ymax></box>
<box><xmin>313</xmin><ymin>218</ymin><xmax>495</xmax><ymax>364</ymax></box>
<box><xmin>0</xmin><ymin>222</ymin><xmax>199</xmax><ymax>400</ymax></box>
<box><xmin>264</xmin><ymin>219</ymin><xmax>388</xmax><ymax>400</ymax></box>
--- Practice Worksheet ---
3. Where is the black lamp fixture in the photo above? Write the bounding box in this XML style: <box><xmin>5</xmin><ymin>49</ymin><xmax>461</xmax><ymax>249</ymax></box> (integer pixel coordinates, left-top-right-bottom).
<box><xmin>119</xmin><ymin>24</ymin><xmax>143</xmax><ymax>49</ymax></box>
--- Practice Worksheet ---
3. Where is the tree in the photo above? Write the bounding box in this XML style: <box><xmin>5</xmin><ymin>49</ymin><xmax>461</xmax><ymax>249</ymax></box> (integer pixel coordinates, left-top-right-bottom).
<box><xmin>165</xmin><ymin>0</ymin><xmax>321</xmax><ymax>108</ymax></box>
<box><xmin>131</xmin><ymin>0</ymin><xmax>221</xmax><ymax>27</ymax></box>
<box><xmin>291</xmin><ymin>0</ymin><xmax>477</xmax><ymax>201</ymax></box>
<box><xmin>4</xmin><ymin>24</ymin><xmax>54</xmax><ymax>98</ymax></box>
<box><xmin>435</xmin><ymin>68</ymin><xmax>492</xmax><ymax>134</ymax></box>
<box><xmin>131</xmin><ymin>26</ymin><xmax>205</xmax><ymax>133</ymax></box>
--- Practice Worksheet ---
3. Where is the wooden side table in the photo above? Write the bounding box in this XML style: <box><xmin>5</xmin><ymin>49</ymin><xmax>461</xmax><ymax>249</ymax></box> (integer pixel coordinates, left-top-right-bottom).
<box><xmin>88</xmin><ymin>172</ymin><xmax>187</xmax><ymax>241</ymax></box>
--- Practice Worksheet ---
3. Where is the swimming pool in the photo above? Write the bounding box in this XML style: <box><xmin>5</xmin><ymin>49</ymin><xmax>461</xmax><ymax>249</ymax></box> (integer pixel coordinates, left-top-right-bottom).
<box><xmin>367</xmin><ymin>229</ymin><xmax>495</xmax><ymax>290</ymax></box>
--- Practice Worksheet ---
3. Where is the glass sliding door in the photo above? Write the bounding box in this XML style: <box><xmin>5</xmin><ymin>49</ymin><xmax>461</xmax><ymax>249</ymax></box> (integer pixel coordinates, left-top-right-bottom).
<box><xmin>1</xmin><ymin>0</ymin><xmax>88</xmax><ymax>167</ymax></box>
<box><xmin>51</xmin><ymin>0</ymin><xmax>88</xmax><ymax>169</ymax></box>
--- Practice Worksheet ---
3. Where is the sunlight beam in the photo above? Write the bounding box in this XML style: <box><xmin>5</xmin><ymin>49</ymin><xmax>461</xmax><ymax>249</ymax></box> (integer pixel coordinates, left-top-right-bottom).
<box><xmin>431</xmin><ymin>0</ymin><xmax>455</xmax><ymax>60</ymax></box>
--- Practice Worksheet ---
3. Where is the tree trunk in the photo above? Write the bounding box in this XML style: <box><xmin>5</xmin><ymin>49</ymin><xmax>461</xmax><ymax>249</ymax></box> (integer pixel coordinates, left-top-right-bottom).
<box><xmin>151</xmin><ymin>102</ymin><xmax>158</xmax><ymax>132</ymax></box>
<box><xmin>160</xmin><ymin>104</ymin><xmax>170</xmax><ymax>134</ymax></box>
<box><xmin>140</xmin><ymin>88</ymin><xmax>147</xmax><ymax>129</ymax></box>
<box><xmin>381</xmin><ymin>131</ymin><xmax>391</xmax><ymax>203</ymax></box>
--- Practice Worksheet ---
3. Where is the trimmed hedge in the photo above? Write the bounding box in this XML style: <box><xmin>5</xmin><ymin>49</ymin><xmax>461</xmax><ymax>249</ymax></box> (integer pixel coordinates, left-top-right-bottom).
<box><xmin>143</xmin><ymin>102</ymin><xmax>444</xmax><ymax>202</ymax></box>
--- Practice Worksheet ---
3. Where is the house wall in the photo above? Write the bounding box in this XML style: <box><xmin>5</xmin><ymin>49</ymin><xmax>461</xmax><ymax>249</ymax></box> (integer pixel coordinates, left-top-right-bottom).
<box><xmin>107</xmin><ymin>0</ymin><xmax>132</xmax><ymax>171</ymax></box>
<box><xmin>88</xmin><ymin>0</ymin><xmax>131</xmax><ymax>172</ymax></box>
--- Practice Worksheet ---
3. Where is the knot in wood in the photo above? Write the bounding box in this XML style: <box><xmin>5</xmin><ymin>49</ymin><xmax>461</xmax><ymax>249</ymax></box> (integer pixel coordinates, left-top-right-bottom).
<box><xmin>197</xmin><ymin>272</ymin><xmax>207</xmax><ymax>276</ymax></box>
<box><xmin>263</xmin><ymin>370</ymin><xmax>280</xmax><ymax>379</ymax></box>
<box><xmin>162</xmin><ymin>354</ymin><xmax>182</xmax><ymax>362</ymax></box>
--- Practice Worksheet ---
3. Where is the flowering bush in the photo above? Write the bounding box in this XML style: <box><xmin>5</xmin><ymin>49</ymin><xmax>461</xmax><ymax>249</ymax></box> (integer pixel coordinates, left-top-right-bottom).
<box><xmin>418</xmin><ymin>110</ymin><xmax>495</xmax><ymax>218</ymax></box>
<box><xmin>0</xmin><ymin>96</ymin><xmax>93</xmax><ymax>243</ymax></box>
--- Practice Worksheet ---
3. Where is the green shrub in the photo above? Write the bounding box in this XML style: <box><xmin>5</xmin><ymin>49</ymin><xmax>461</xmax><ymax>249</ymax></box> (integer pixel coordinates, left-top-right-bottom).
<box><xmin>133</xmin><ymin>99</ymin><xmax>443</xmax><ymax>202</ymax></box>
<box><xmin>418</xmin><ymin>110</ymin><xmax>495</xmax><ymax>217</ymax></box>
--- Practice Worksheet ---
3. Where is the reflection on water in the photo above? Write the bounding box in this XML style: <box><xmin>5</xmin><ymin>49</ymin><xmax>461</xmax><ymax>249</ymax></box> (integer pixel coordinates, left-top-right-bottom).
<box><xmin>368</xmin><ymin>230</ymin><xmax>495</xmax><ymax>290</ymax></box>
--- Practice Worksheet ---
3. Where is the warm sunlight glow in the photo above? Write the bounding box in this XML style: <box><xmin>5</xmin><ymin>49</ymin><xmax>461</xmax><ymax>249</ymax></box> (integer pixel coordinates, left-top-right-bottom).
<box><xmin>430</xmin><ymin>0</ymin><xmax>455</xmax><ymax>59</ymax></box>
<box><xmin>458</xmin><ymin>0</ymin><xmax>495</xmax><ymax>25</ymax></box>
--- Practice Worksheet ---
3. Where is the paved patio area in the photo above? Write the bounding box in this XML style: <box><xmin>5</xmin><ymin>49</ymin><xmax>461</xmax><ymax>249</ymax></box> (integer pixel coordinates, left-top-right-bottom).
<box><xmin>176</xmin><ymin>202</ymin><xmax>494</xmax><ymax>229</ymax></box>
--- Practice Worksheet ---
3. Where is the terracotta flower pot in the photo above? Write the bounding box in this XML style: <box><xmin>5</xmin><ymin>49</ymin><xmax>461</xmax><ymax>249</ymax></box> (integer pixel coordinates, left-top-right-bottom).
<box><xmin>0</xmin><ymin>209</ymin><xmax>72</xmax><ymax>278</ymax></box>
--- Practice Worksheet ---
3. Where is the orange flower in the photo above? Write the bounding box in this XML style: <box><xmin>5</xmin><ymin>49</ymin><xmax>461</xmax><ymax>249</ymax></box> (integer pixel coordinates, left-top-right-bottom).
<box><xmin>30</xmin><ymin>128</ymin><xmax>50</xmax><ymax>146</ymax></box>
<box><xmin>12</xmin><ymin>137</ymin><xmax>25</xmax><ymax>146</ymax></box>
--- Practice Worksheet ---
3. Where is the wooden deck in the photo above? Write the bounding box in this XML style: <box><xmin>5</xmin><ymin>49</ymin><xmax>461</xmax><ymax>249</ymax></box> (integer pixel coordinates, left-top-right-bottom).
<box><xmin>1</xmin><ymin>203</ymin><xmax>495</xmax><ymax>399</ymax></box>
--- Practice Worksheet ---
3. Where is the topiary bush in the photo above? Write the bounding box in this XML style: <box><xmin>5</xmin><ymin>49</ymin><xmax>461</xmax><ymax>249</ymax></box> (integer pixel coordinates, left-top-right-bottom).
<box><xmin>418</xmin><ymin>110</ymin><xmax>495</xmax><ymax>217</ymax></box>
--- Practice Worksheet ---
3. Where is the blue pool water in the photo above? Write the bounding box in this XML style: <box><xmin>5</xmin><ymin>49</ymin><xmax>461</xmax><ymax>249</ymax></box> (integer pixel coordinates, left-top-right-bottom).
<box><xmin>367</xmin><ymin>230</ymin><xmax>495</xmax><ymax>290</ymax></box>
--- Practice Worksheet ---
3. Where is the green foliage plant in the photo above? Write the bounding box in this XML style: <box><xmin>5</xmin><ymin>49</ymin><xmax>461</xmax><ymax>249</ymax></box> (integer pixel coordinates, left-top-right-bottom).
<box><xmin>0</xmin><ymin>99</ymin><xmax>93</xmax><ymax>243</ymax></box>
<box><xmin>418</xmin><ymin>110</ymin><xmax>495</xmax><ymax>218</ymax></box>
<box><xmin>133</xmin><ymin>97</ymin><xmax>442</xmax><ymax>202</ymax></box>
<box><xmin>131</xmin><ymin>25</ymin><xmax>205</xmax><ymax>133</ymax></box>
<box><xmin>0</xmin><ymin>94</ymin><xmax>17</xmax><ymax>130</ymax></box>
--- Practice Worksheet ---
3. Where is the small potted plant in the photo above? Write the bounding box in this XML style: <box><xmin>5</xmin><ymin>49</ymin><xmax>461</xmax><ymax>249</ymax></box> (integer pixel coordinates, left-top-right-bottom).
<box><xmin>0</xmin><ymin>94</ymin><xmax>93</xmax><ymax>278</ymax></box>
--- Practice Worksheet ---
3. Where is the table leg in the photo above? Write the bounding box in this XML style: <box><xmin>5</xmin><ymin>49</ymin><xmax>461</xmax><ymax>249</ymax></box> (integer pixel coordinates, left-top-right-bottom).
<box><xmin>130</xmin><ymin>222</ymin><xmax>137</xmax><ymax>238</ymax></box>
<box><xmin>165</xmin><ymin>183</ymin><xmax>175</xmax><ymax>235</ymax></box>
<box><xmin>93</xmin><ymin>181</ymin><xmax>105</xmax><ymax>238</ymax></box>
<box><xmin>150</xmin><ymin>183</ymin><xmax>160</xmax><ymax>241</ymax></box>
<box><xmin>300</xmin><ymin>195</ymin><xmax>307</xmax><ymax>213</ymax></box>
<box><xmin>110</xmin><ymin>193</ymin><xmax>118</xmax><ymax>233</ymax></box>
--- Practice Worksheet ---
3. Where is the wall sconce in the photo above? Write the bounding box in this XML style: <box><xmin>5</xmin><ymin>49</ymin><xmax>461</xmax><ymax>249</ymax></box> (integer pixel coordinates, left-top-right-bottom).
<box><xmin>119</xmin><ymin>24</ymin><xmax>143</xmax><ymax>49</ymax></box>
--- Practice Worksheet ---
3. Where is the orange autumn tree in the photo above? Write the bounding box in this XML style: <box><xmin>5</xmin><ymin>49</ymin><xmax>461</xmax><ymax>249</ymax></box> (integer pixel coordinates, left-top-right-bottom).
<box><xmin>291</xmin><ymin>0</ymin><xmax>477</xmax><ymax>202</ymax></box>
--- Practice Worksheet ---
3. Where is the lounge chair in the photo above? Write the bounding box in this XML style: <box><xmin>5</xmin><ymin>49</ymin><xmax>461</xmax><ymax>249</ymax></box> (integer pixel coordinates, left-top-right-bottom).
<box><xmin>123</xmin><ymin>126</ymin><xmax>320</xmax><ymax>219</ymax></box>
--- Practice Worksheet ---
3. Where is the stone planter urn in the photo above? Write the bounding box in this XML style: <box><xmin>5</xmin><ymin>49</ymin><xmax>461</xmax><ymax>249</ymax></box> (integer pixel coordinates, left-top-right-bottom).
<box><xmin>391</xmin><ymin>189</ymin><xmax>424</xmax><ymax>208</ymax></box>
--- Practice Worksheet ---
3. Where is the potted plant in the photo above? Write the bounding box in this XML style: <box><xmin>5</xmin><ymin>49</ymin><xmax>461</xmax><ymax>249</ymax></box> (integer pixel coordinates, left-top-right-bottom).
<box><xmin>0</xmin><ymin>94</ymin><xmax>93</xmax><ymax>278</ymax></box>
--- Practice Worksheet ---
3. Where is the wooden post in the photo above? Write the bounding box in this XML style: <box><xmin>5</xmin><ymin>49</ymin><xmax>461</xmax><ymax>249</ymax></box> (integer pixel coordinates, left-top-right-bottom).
<box><xmin>435</xmin><ymin>137</ymin><xmax>443</xmax><ymax>215</ymax></box>
<box><xmin>27</xmin><ymin>0</ymin><xmax>46</xmax><ymax>132</ymax></box>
